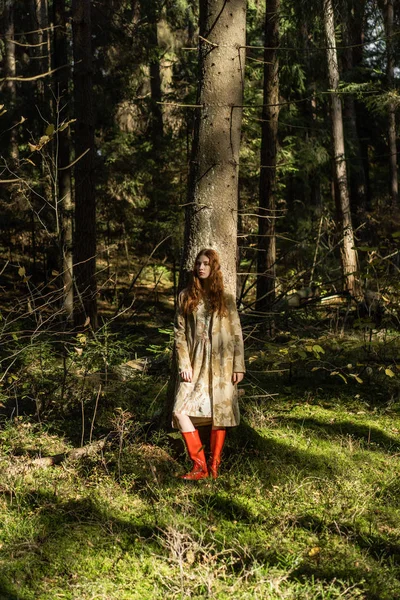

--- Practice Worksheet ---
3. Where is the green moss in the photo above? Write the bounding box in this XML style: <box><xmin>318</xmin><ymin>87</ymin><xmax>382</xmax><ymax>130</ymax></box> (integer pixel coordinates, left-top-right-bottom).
<box><xmin>1</xmin><ymin>380</ymin><xmax>400</xmax><ymax>599</ymax></box>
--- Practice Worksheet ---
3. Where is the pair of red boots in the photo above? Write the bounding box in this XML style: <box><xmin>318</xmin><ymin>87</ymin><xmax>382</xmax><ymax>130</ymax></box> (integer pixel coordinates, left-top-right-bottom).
<box><xmin>180</xmin><ymin>428</ymin><xmax>226</xmax><ymax>480</ymax></box>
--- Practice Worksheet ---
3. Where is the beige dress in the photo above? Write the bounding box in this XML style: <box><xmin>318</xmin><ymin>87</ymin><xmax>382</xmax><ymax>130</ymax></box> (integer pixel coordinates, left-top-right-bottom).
<box><xmin>173</xmin><ymin>292</ymin><xmax>246</xmax><ymax>428</ymax></box>
<box><xmin>173</xmin><ymin>300</ymin><xmax>213</xmax><ymax>420</ymax></box>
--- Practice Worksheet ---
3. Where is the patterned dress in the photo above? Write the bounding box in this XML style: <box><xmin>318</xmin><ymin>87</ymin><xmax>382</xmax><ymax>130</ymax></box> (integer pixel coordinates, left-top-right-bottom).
<box><xmin>173</xmin><ymin>300</ymin><xmax>213</xmax><ymax>419</ymax></box>
<box><xmin>173</xmin><ymin>292</ymin><xmax>246</xmax><ymax>428</ymax></box>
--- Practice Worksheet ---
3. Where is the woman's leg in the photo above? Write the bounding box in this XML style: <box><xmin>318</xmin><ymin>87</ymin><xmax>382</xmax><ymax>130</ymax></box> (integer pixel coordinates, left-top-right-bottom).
<box><xmin>173</xmin><ymin>413</ymin><xmax>208</xmax><ymax>480</ymax></box>
<box><xmin>209</xmin><ymin>426</ymin><xmax>226</xmax><ymax>479</ymax></box>
<box><xmin>173</xmin><ymin>413</ymin><xmax>195</xmax><ymax>433</ymax></box>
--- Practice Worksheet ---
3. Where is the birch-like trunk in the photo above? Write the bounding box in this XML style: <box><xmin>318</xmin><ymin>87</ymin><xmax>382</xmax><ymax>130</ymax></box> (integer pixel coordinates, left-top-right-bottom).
<box><xmin>323</xmin><ymin>0</ymin><xmax>361</xmax><ymax>299</ymax></box>
<box><xmin>256</xmin><ymin>0</ymin><xmax>280</xmax><ymax>311</ymax></box>
<box><xmin>4</xmin><ymin>1</ymin><xmax>19</xmax><ymax>165</ymax></box>
<box><xmin>53</xmin><ymin>0</ymin><xmax>73</xmax><ymax>321</ymax></box>
<box><xmin>182</xmin><ymin>0</ymin><xmax>247</xmax><ymax>296</ymax></box>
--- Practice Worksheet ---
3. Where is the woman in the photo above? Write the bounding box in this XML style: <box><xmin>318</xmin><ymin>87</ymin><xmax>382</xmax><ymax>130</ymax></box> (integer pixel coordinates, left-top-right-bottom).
<box><xmin>173</xmin><ymin>248</ymin><xmax>245</xmax><ymax>480</ymax></box>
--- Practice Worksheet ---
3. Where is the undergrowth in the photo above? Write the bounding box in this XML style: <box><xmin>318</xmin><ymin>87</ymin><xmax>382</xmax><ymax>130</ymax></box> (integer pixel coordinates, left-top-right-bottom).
<box><xmin>0</xmin><ymin>299</ymin><xmax>400</xmax><ymax>599</ymax></box>
<box><xmin>1</xmin><ymin>372</ymin><xmax>400</xmax><ymax>599</ymax></box>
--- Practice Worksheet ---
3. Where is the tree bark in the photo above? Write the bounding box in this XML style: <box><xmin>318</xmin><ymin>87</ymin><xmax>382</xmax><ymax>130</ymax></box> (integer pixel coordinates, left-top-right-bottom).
<box><xmin>53</xmin><ymin>0</ymin><xmax>73</xmax><ymax>321</ymax></box>
<box><xmin>31</xmin><ymin>0</ymin><xmax>50</xmax><ymax>120</ymax></box>
<box><xmin>256</xmin><ymin>0</ymin><xmax>279</xmax><ymax>311</ymax></box>
<box><xmin>383</xmin><ymin>0</ymin><xmax>398</xmax><ymax>209</ymax></box>
<box><xmin>182</xmin><ymin>0</ymin><xmax>247</xmax><ymax>296</ymax></box>
<box><xmin>161</xmin><ymin>0</ymin><xmax>246</xmax><ymax>430</ymax></box>
<box><xmin>72</xmin><ymin>0</ymin><xmax>97</xmax><ymax>329</ymax></box>
<box><xmin>323</xmin><ymin>0</ymin><xmax>361</xmax><ymax>299</ymax></box>
<box><xmin>341</xmin><ymin>0</ymin><xmax>368</xmax><ymax>221</ymax></box>
<box><xmin>139</xmin><ymin>0</ymin><xmax>164</xmax><ymax>233</ymax></box>
<box><xmin>140</xmin><ymin>0</ymin><xmax>163</xmax><ymax>149</ymax></box>
<box><xmin>4</xmin><ymin>1</ymin><xmax>19</xmax><ymax>165</ymax></box>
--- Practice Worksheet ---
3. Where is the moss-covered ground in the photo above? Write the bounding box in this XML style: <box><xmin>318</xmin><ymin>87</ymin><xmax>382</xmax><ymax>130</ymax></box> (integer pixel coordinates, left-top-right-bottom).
<box><xmin>1</xmin><ymin>371</ymin><xmax>400</xmax><ymax>599</ymax></box>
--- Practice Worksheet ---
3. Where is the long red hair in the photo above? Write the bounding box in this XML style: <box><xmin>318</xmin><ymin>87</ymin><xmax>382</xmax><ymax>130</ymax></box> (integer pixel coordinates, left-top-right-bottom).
<box><xmin>180</xmin><ymin>249</ymin><xmax>227</xmax><ymax>317</ymax></box>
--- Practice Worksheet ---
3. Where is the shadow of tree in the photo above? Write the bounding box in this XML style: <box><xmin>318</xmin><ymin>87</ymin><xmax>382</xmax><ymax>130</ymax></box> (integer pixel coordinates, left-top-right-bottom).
<box><xmin>1</xmin><ymin>490</ymin><xmax>162</xmax><ymax>596</ymax></box>
<box><xmin>275</xmin><ymin>416</ymin><xmax>400</xmax><ymax>453</ymax></box>
<box><xmin>225</xmin><ymin>420</ymin><xmax>337</xmax><ymax>482</ymax></box>
<box><xmin>377</xmin><ymin>478</ymin><xmax>400</xmax><ymax>508</ymax></box>
<box><xmin>292</xmin><ymin>513</ymin><xmax>400</xmax><ymax>565</ymax></box>
<box><xmin>193</xmin><ymin>491</ymin><xmax>256</xmax><ymax>523</ymax></box>
<box><xmin>284</xmin><ymin>513</ymin><xmax>400</xmax><ymax>599</ymax></box>
<box><xmin>161</xmin><ymin>420</ymin><xmax>339</xmax><ymax>488</ymax></box>
<box><xmin>2</xmin><ymin>454</ymin><xmax>398</xmax><ymax>600</ymax></box>
<box><xmin>0</xmin><ymin>580</ymin><xmax>27</xmax><ymax>600</ymax></box>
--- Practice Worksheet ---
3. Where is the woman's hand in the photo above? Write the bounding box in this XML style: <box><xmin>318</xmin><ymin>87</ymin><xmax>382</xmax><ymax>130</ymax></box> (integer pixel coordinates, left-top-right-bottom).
<box><xmin>232</xmin><ymin>372</ymin><xmax>244</xmax><ymax>385</ymax></box>
<box><xmin>180</xmin><ymin>368</ymin><xmax>193</xmax><ymax>382</ymax></box>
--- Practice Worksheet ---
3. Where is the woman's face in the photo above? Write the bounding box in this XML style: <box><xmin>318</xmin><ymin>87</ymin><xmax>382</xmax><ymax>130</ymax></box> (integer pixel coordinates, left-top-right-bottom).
<box><xmin>196</xmin><ymin>254</ymin><xmax>211</xmax><ymax>280</ymax></box>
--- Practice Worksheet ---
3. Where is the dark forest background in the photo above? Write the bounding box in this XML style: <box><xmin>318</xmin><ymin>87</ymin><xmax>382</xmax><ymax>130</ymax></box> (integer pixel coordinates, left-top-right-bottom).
<box><xmin>1</xmin><ymin>0</ymin><xmax>399</xmax><ymax>325</ymax></box>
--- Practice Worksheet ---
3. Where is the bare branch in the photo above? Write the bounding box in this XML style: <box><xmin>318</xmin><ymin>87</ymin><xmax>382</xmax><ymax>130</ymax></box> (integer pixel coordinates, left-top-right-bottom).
<box><xmin>0</xmin><ymin>63</ymin><xmax>70</xmax><ymax>83</ymax></box>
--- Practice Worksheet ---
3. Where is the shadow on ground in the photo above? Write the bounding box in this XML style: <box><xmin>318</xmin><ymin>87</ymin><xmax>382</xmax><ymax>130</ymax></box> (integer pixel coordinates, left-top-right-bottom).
<box><xmin>1</xmin><ymin>489</ymin><xmax>162</xmax><ymax>597</ymax></box>
<box><xmin>293</xmin><ymin>512</ymin><xmax>400</xmax><ymax>565</ymax></box>
<box><xmin>0</xmin><ymin>580</ymin><xmax>27</xmax><ymax>600</ymax></box>
<box><xmin>274</xmin><ymin>416</ymin><xmax>400</xmax><ymax>453</ymax></box>
<box><xmin>2</xmin><ymin>447</ymin><xmax>399</xmax><ymax>599</ymax></box>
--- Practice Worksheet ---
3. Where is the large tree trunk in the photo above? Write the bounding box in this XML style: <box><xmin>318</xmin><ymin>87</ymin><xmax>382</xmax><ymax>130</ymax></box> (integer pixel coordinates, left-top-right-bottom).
<box><xmin>53</xmin><ymin>0</ymin><xmax>73</xmax><ymax>321</ymax></box>
<box><xmin>383</xmin><ymin>0</ymin><xmax>398</xmax><ymax>209</ymax></box>
<box><xmin>72</xmin><ymin>0</ymin><xmax>97</xmax><ymax>329</ymax></box>
<box><xmin>323</xmin><ymin>0</ymin><xmax>361</xmax><ymax>299</ymax></box>
<box><xmin>4</xmin><ymin>1</ymin><xmax>19</xmax><ymax>166</ymax></box>
<box><xmin>256</xmin><ymin>0</ymin><xmax>280</xmax><ymax>312</ymax></box>
<box><xmin>342</xmin><ymin>0</ymin><xmax>368</xmax><ymax>221</ymax></box>
<box><xmin>161</xmin><ymin>0</ymin><xmax>246</xmax><ymax>430</ymax></box>
<box><xmin>182</xmin><ymin>0</ymin><xmax>247</xmax><ymax>296</ymax></box>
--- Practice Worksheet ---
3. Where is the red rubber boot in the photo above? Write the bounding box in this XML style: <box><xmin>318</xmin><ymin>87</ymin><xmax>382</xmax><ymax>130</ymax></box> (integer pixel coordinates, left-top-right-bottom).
<box><xmin>209</xmin><ymin>428</ymin><xmax>226</xmax><ymax>479</ymax></box>
<box><xmin>180</xmin><ymin>430</ymin><xmax>209</xmax><ymax>480</ymax></box>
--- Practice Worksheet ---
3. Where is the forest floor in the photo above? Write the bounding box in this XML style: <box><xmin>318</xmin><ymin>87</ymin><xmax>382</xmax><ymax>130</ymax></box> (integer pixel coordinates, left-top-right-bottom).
<box><xmin>0</xmin><ymin>257</ymin><xmax>400</xmax><ymax>599</ymax></box>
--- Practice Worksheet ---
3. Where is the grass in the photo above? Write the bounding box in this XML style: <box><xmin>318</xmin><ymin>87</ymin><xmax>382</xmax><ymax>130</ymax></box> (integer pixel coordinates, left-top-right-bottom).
<box><xmin>0</xmin><ymin>275</ymin><xmax>399</xmax><ymax>599</ymax></box>
<box><xmin>1</xmin><ymin>383</ymin><xmax>400</xmax><ymax>600</ymax></box>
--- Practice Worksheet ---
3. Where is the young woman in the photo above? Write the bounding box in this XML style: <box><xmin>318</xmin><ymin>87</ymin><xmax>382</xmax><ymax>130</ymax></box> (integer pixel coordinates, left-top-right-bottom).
<box><xmin>173</xmin><ymin>248</ymin><xmax>245</xmax><ymax>480</ymax></box>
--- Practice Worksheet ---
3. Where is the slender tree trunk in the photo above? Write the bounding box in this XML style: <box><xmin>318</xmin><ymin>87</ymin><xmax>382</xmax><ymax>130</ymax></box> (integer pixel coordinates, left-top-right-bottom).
<box><xmin>342</xmin><ymin>1</ymin><xmax>368</xmax><ymax>221</ymax></box>
<box><xmin>181</xmin><ymin>0</ymin><xmax>247</xmax><ymax>296</ymax></box>
<box><xmin>139</xmin><ymin>0</ymin><xmax>164</xmax><ymax>228</ymax></box>
<box><xmin>302</xmin><ymin>21</ymin><xmax>321</xmax><ymax>210</ymax></box>
<box><xmin>72</xmin><ymin>0</ymin><xmax>97</xmax><ymax>329</ymax></box>
<box><xmin>256</xmin><ymin>0</ymin><xmax>279</xmax><ymax>311</ymax></box>
<box><xmin>31</xmin><ymin>0</ymin><xmax>50</xmax><ymax>118</ymax></box>
<box><xmin>31</xmin><ymin>0</ymin><xmax>54</xmax><ymax>233</ymax></box>
<box><xmin>140</xmin><ymin>0</ymin><xmax>163</xmax><ymax>149</ymax></box>
<box><xmin>323</xmin><ymin>0</ymin><xmax>361</xmax><ymax>299</ymax></box>
<box><xmin>54</xmin><ymin>0</ymin><xmax>73</xmax><ymax>321</ymax></box>
<box><xmin>4</xmin><ymin>1</ymin><xmax>19</xmax><ymax>165</ymax></box>
<box><xmin>384</xmin><ymin>0</ymin><xmax>398</xmax><ymax>209</ymax></box>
